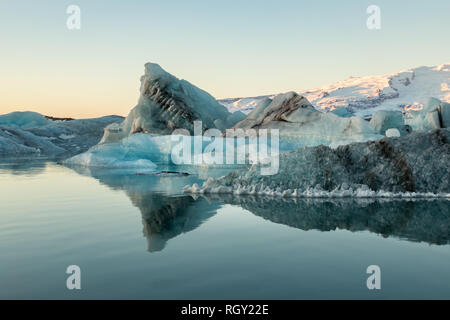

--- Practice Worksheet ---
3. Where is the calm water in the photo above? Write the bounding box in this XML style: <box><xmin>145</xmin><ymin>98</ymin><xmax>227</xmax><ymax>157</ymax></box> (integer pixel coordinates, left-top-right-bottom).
<box><xmin>0</xmin><ymin>160</ymin><xmax>449</xmax><ymax>299</ymax></box>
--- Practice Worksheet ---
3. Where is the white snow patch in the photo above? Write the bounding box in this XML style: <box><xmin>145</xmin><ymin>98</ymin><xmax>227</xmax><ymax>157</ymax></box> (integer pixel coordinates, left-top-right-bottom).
<box><xmin>219</xmin><ymin>63</ymin><xmax>450</xmax><ymax>118</ymax></box>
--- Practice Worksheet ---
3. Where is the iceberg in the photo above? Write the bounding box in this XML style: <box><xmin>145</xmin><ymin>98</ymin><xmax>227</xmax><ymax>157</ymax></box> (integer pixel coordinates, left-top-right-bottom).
<box><xmin>66</xmin><ymin>92</ymin><xmax>385</xmax><ymax>171</ymax></box>
<box><xmin>65</xmin><ymin>133</ymin><xmax>169</xmax><ymax>169</ymax></box>
<box><xmin>100</xmin><ymin>63</ymin><xmax>241</xmax><ymax>144</ymax></box>
<box><xmin>184</xmin><ymin>128</ymin><xmax>450</xmax><ymax>196</ymax></box>
<box><xmin>406</xmin><ymin>98</ymin><xmax>450</xmax><ymax>131</ymax></box>
<box><xmin>0</xmin><ymin>126</ymin><xmax>65</xmax><ymax>155</ymax></box>
<box><xmin>0</xmin><ymin>112</ymin><xmax>123</xmax><ymax>157</ymax></box>
<box><xmin>231</xmin><ymin>92</ymin><xmax>383</xmax><ymax>147</ymax></box>
<box><xmin>64</xmin><ymin>132</ymin><xmax>277</xmax><ymax>172</ymax></box>
<box><xmin>0</xmin><ymin>111</ymin><xmax>51</xmax><ymax>129</ymax></box>
<box><xmin>369</xmin><ymin>110</ymin><xmax>411</xmax><ymax>135</ymax></box>
<box><xmin>440</xmin><ymin>102</ymin><xmax>450</xmax><ymax>128</ymax></box>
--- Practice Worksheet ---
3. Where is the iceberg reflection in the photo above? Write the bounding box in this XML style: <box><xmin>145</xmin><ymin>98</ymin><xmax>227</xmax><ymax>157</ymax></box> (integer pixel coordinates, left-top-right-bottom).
<box><xmin>69</xmin><ymin>165</ymin><xmax>450</xmax><ymax>250</ymax></box>
<box><xmin>199</xmin><ymin>195</ymin><xmax>450</xmax><ymax>245</ymax></box>
<box><xmin>136</xmin><ymin>194</ymin><xmax>219</xmax><ymax>252</ymax></box>
<box><xmin>68</xmin><ymin>166</ymin><xmax>221</xmax><ymax>252</ymax></box>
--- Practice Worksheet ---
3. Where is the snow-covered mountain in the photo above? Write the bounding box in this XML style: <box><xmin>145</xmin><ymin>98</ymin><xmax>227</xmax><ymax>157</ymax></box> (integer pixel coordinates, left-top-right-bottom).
<box><xmin>218</xmin><ymin>63</ymin><xmax>450</xmax><ymax>118</ymax></box>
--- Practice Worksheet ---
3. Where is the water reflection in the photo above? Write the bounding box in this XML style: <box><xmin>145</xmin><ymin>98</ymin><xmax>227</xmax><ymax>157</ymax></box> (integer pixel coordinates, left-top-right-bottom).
<box><xmin>68</xmin><ymin>166</ymin><xmax>221</xmax><ymax>252</ymax></box>
<box><xmin>68</xmin><ymin>165</ymin><xmax>450</xmax><ymax>250</ymax></box>
<box><xmin>200</xmin><ymin>195</ymin><xmax>450</xmax><ymax>245</ymax></box>
<box><xmin>0</xmin><ymin>158</ymin><xmax>47</xmax><ymax>176</ymax></box>
<box><xmin>133</xmin><ymin>194</ymin><xmax>219</xmax><ymax>252</ymax></box>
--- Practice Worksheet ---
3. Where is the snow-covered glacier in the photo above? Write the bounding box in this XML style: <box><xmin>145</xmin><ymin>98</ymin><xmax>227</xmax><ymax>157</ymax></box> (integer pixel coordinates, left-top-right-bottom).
<box><xmin>219</xmin><ymin>63</ymin><xmax>450</xmax><ymax>118</ymax></box>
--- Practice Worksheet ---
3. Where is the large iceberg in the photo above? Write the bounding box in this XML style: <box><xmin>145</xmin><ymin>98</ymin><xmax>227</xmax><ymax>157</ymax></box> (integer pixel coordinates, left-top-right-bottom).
<box><xmin>100</xmin><ymin>63</ymin><xmax>243</xmax><ymax>144</ymax></box>
<box><xmin>0</xmin><ymin>111</ymin><xmax>51</xmax><ymax>129</ymax></box>
<box><xmin>65</xmin><ymin>92</ymin><xmax>385</xmax><ymax>170</ymax></box>
<box><xmin>65</xmin><ymin>134</ymin><xmax>172</xmax><ymax>169</ymax></box>
<box><xmin>231</xmin><ymin>92</ymin><xmax>383</xmax><ymax>147</ymax></box>
<box><xmin>0</xmin><ymin>112</ymin><xmax>123</xmax><ymax>157</ymax></box>
<box><xmin>64</xmin><ymin>132</ymin><xmax>277</xmax><ymax>172</ymax></box>
<box><xmin>184</xmin><ymin>128</ymin><xmax>450</xmax><ymax>196</ymax></box>
<box><xmin>64</xmin><ymin>66</ymin><xmax>449</xmax><ymax>179</ymax></box>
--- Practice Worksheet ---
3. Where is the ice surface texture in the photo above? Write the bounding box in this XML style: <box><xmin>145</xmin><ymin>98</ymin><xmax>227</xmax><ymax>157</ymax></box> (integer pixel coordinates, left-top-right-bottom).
<box><xmin>65</xmin><ymin>133</ymin><xmax>277</xmax><ymax>170</ymax></box>
<box><xmin>231</xmin><ymin>92</ymin><xmax>383</xmax><ymax>147</ymax></box>
<box><xmin>369</xmin><ymin>110</ymin><xmax>410</xmax><ymax>135</ymax></box>
<box><xmin>0</xmin><ymin>113</ymin><xmax>123</xmax><ymax>157</ymax></box>
<box><xmin>406</xmin><ymin>97</ymin><xmax>450</xmax><ymax>131</ymax></box>
<box><xmin>100</xmin><ymin>63</ymin><xmax>242</xmax><ymax>144</ymax></box>
<box><xmin>0</xmin><ymin>111</ymin><xmax>51</xmax><ymax>129</ymax></box>
<box><xmin>184</xmin><ymin>129</ymin><xmax>450</xmax><ymax>196</ymax></box>
<box><xmin>65</xmin><ymin>133</ymin><xmax>170</xmax><ymax>169</ymax></box>
<box><xmin>0</xmin><ymin>125</ymin><xmax>66</xmax><ymax>155</ymax></box>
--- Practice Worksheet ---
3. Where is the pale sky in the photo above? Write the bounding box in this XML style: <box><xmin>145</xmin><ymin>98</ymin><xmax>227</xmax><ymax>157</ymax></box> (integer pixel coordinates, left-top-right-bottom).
<box><xmin>0</xmin><ymin>0</ymin><xmax>449</xmax><ymax>118</ymax></box>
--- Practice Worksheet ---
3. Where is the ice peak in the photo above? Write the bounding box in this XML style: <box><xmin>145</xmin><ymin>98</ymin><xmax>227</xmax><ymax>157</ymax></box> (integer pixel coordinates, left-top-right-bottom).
<box><xmin>142</xmin><ymin>62</ymin><xmax>177</xmax><ymax>88</ymax></box>
<box><xmin>144</xmin><ymin>62</ymin><xmax>171</xmax><ymax>78</ymax></box>
<box><xmin>100</xmin><ymin>62</ymin><xmax>243</xmax><ymax>143</ymax></box>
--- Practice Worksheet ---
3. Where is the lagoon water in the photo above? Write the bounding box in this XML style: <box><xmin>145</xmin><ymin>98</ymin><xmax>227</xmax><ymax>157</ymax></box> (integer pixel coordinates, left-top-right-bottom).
<box><xmin>0</xmin><ymin>161</ymin><xmax>449</xmax><ymax>299</ymax></box>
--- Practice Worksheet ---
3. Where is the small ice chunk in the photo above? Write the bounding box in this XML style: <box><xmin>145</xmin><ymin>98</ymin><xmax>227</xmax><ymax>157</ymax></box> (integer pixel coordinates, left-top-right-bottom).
<box><xmin>59</xmin><ymin>134</ymin><xmax>76</xmax><ymax>140</ymax></box>
<box><xmin>386</xmin><ymin>128</ymin><xmax>401</xmax><ymax>137</ymax></box>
